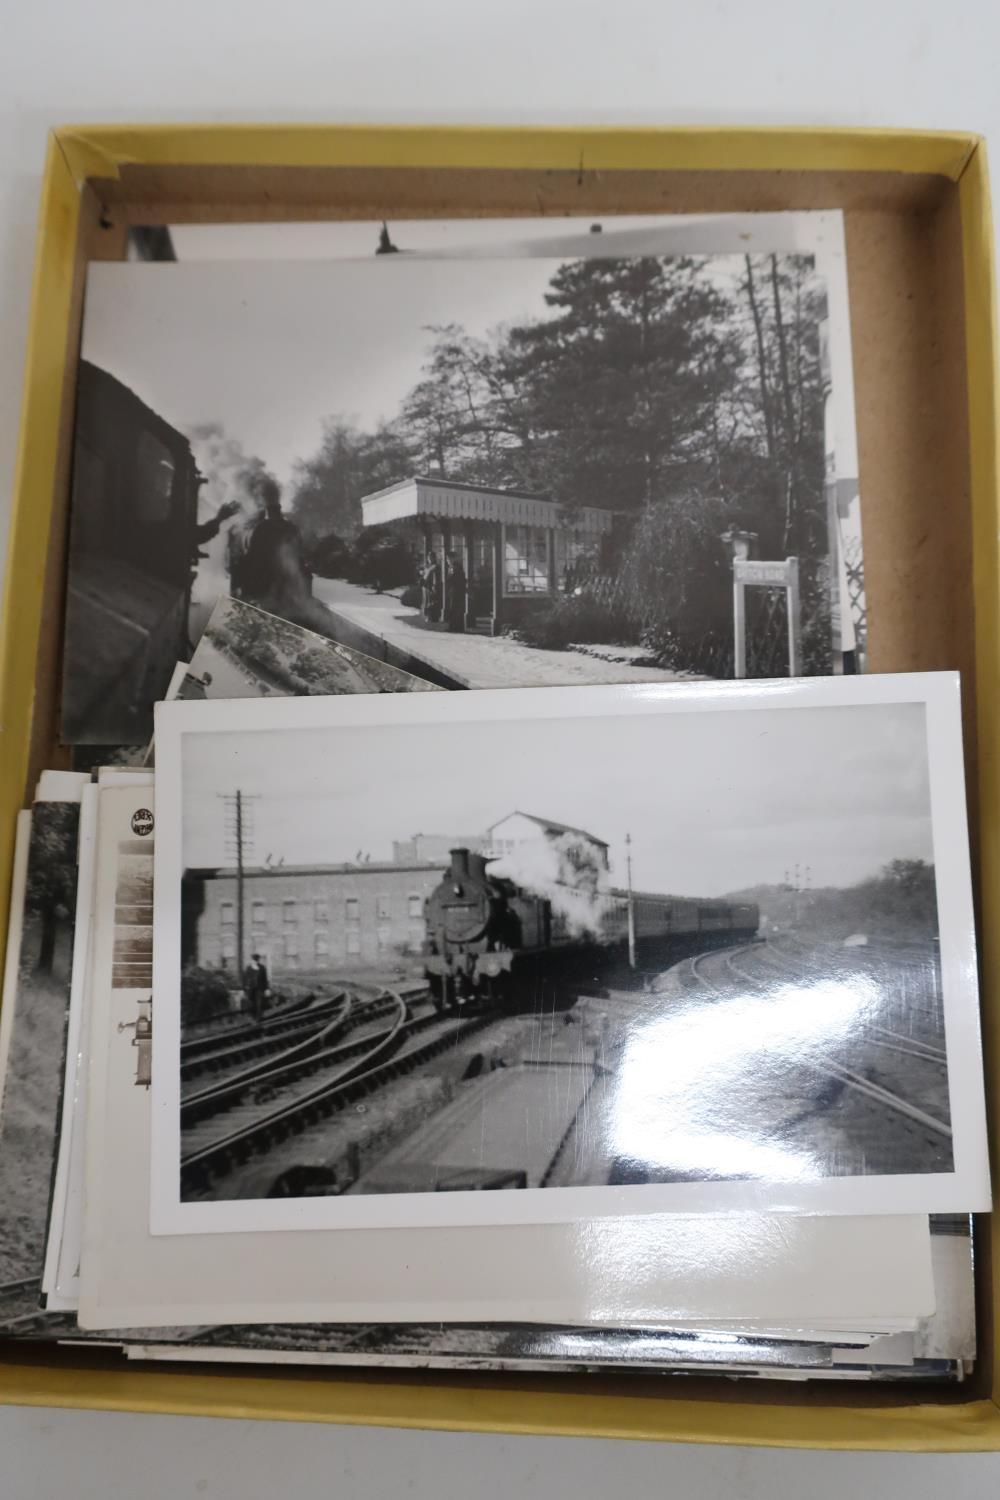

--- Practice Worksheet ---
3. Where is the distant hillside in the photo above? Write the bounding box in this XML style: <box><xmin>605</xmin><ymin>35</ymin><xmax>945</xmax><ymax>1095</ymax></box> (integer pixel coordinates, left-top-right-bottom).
<box><xmin>724</xmin><ymin>859</ymin><xmax>939</xmax><ymax>944</ymax></box>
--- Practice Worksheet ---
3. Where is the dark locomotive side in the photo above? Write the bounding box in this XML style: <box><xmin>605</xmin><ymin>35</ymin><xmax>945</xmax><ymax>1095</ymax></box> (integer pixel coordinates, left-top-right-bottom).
<box><xmin>62</xmin><ymin>361</ymin><xmax>206</xmax><ymax>744</ymax></box>
<box><xmin>423</xmin><ymin>847</ymin><xmax>759</xmax><ymax>1010</ymax></box>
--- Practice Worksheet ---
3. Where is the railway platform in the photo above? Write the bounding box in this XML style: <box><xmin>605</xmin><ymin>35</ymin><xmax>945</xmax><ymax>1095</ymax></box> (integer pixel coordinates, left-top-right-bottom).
<box><xmin>309</xmin><ymin>578</ymin><xmax>691</xmax><ymax>691</ymax></box>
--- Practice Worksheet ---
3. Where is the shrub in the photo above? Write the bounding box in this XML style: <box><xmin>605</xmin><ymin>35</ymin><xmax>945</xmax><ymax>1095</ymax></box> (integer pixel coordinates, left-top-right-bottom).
<box><xmin>181</xmin><ymin>966</ymin><xmax>234</xmax><ymax>1027</ymax></box>
<box><xmin>349</xmin><ymin>532</ymin><xmax>416</xmax><ymax>591</ymax></box>
<box><xmin>513</xmin><ymin>593</ymin><xmax>635</xmax><ymax>652</ymax></box>
<box><xmin>308</xmin><ymin>532</ymin><xmax>354</xmax><ymax>580</ymax></box>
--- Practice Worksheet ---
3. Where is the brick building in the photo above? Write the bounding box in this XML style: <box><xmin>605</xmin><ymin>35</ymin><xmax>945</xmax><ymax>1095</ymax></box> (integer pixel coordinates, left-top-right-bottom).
<box><xmin>183</xmin><ymin>812</ymin><xmax>611</xmax><ymax>980</ymax></box>
<box><xmin>182</xmin><ymin>861</ymin><xmax>447</xmax><ymax>978</ymax></box>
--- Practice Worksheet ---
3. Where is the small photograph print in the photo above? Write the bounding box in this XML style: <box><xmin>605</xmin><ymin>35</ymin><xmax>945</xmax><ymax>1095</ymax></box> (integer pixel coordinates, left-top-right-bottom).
<box><xmin>0</xmin><ymin>801</ymin><xmax>80</xmax><ymax>1318</ymax></box>
<box><xmin>150</xmin><ymin>677</ymin><xmax>988</xmax><ymax>1235</ymax></box>
<box><xmin>178</xmin><ymin>596</ymin><xmax>440</xmax><ymax>702</ymax></box>
<box><xmin>63</xmin><ymin>241</ymin><xmax>857</xmax><ymax>745</ymax></box>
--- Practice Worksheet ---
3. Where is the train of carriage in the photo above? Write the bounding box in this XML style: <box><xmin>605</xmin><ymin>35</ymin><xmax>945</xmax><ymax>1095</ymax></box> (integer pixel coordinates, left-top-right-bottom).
<box><xmin>423</xmin><ymin>847</ymin><xmax>759</xmax><ymax>1010</ymax></box>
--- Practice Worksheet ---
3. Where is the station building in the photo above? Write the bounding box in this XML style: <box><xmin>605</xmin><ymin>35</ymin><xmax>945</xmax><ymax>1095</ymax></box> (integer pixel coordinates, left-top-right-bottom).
<box><xmin>360</xmin><ymin>475</ymin><xmax>616</xmax><ymax>636</ymax></box>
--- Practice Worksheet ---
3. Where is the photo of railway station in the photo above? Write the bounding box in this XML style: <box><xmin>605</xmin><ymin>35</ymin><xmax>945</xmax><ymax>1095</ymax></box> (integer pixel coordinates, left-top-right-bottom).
<box><xmin>62</xmin><ymin>246</ymin><xmax>861</xmax><ymax>748</ymax></box>
<box><xmin>172</xmin><ymin>695</ymin><xmax>955</xmax><ymax>1211</ymax></box>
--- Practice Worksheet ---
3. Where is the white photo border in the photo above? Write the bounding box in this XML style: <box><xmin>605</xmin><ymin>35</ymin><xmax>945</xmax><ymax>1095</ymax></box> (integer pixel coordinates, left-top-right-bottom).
<box><xmin>150</xmin><ymin>672</ymin><xmax>990</xmax><ymax>1236</ymax></box>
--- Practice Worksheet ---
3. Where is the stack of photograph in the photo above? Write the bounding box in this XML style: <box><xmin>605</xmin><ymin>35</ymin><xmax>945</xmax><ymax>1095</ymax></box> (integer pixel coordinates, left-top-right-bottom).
<box><xmin>0</xmin><ymin>209</ymin><xmax>990</xmax><ymax>1384</ymax></box>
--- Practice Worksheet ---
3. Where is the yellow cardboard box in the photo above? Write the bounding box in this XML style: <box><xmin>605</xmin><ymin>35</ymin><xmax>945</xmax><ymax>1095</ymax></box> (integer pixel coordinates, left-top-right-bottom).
<box><xmin>0</xmin><ymin>125</ymin><xmax>997</xmax><ymax>1448</ymax></box>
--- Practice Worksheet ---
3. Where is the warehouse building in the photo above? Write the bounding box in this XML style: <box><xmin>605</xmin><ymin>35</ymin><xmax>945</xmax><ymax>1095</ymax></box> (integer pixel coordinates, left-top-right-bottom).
<box><xmin>182</xmin><ymin>861</ymin><xmax>447</xmax><ymax>977</ymax></box>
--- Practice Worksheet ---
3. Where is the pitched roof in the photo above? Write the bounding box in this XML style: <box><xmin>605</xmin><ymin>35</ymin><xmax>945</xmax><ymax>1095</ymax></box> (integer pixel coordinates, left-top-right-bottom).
<box><xmin>486</xmin><ymin>811</ymin><xmax>608</xmax><ymax>848</ymax></box>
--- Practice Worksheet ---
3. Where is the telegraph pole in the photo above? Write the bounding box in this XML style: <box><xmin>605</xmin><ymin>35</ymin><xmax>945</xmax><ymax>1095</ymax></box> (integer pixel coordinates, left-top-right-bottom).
<box><xmin>625</xmin><ymin>832</ymin><xmax>636</xmax><ymax>970</ymax></box>
<box><xmin>235</xmin><ymin>791</ymin><xmax>245</xmax><ymax>984</ymax></box>
<box><xmin>220</xmin><ymin>790</ymin><xmax>258</xmax><ymax>1009</ymax></box>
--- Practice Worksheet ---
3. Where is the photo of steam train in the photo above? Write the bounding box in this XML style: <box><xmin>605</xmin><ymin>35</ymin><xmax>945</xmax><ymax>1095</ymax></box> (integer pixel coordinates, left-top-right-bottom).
<box><xmin>423</xmin><ymin>845</ymin><xmax>760</xmax><ymax>1010</ymax></box>
<box><xmin>62</xmin><ymin>361</ymin><xmax>325</xmax><ymax>744</ymax></box>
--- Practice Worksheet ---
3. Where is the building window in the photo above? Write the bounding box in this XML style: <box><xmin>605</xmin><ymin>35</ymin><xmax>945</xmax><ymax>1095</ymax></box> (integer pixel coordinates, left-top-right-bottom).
<box><xmin>284</xmin><ymin>932</ymin><xmax>299</xmax><ymax>958</ymax></box>
<box><xmin>221</xmin><ymin>935</ymin><xmax>236</xmax><ymax>960</ymax></box>
<box><xmin>346</xmin><ymin>930</ymin><xmax>361</xmax><ymax>956</ymax></box>
<box><xmin>345</xmin><ymin>897</ymin><xmax>360</xmax><ymax>923</ymax></box>
<box><xmin>314</xmin><ymin>932</ymin><xmax>329</xmax><ymax>960</ymax></box>
<box><xmin>220</xmin><ymin>902</ymin><xmax>235</xmax><ymax>926</ymax></box>
<box><xmin>407</xmin><ymin>894</ymin><xmax>422</xmax><ymax>919</ymax></box>
<box><xmin>503</xmin><ymin>524</ymin><xmax>550</xmax><ymax>595</ymax></box>
<box><xmin>554</xmin><ymin>528</ymin><xmax>602</xmax><ymax>592</ymax></box>
<box><xmin>376</xmin><ymin>925</ymin><xmax>391</xmax><ymax>951</ymax></box>
<box><xmin>251</xmin><ymin>901</ymin><xmax>266</xmax><ymax>929</ymax></box>
<box><xmin>314</xmin><ymin>899</ymin><xmax>329</xmax><ymax>924</ymax></box>
<box><xmin>282</xmin><ymin>900</ymin><xmax>297</xmax><ymax>927</ymax></box>
<box><xmin>408</xmin><ymin>924</ymin><xmax>424</xmax><ymax>953</ymax></box>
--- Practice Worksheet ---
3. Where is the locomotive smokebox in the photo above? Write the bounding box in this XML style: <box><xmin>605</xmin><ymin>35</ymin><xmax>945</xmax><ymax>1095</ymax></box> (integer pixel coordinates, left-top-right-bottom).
<box><xmin>450</xmin><ymin>847</ymin><xmax>471</xmax><ymax>882</ymax></box>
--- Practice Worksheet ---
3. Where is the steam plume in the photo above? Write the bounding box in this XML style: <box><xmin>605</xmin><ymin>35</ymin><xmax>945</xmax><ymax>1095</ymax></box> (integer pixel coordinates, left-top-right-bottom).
<box><xmin>490</xmin><ymin>831</ymin><xmax>612</xmax><ymax>939</ymax></box>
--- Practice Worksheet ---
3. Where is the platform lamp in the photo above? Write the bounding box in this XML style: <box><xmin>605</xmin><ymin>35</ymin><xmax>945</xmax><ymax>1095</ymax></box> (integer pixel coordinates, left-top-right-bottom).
<box><xmin>720</xmin><ymin>528</ymin><xmax>758</xmax><ymax>562</ymax></box>
<box><xmin>721</xmin><ymin>529</ymin><xmax>758</xmax><ymax>678</ymax></box>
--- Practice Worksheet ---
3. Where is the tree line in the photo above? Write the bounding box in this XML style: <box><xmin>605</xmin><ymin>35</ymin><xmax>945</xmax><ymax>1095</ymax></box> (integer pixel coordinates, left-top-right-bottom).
<box><xmin>209</xmin><ymin>254</ymin><xmax>830</xmax><ymax>676</ymax></box>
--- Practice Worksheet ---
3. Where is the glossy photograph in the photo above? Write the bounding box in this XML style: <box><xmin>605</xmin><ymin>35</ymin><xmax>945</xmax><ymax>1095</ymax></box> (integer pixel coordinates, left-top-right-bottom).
<box><xmin>148</xmin><ymin>674</ymin><xmax>989</xmax><ymax>1236</ymax></box>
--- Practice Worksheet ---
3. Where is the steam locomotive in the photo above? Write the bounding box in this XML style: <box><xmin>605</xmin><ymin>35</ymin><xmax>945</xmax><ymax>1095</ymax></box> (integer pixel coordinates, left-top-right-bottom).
<box><xmin>423</xmin><ymin>847</ymin><xmax>759</xmax><ymax>1010</ymax></box>
<box><xmin>62</xmin><ymin>361</ymin><xmax>207</xmax><ymax>743</ymax></box>
<box><xmin>61</xmin><ymin>361</ymin><xmax>326</xmax><ymax>744</ymax></box>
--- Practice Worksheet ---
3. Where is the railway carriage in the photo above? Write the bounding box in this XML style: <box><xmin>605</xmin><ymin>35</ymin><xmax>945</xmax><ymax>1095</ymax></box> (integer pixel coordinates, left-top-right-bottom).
<box><xmin>423</xmin><ymin>847</ymin><xmax>759</xmax><ymax>1010</ymax></box>
<box><xmin>62</xmin><ymin>361</ymin><xmax>206</xmax><ymax>742</ymax></box>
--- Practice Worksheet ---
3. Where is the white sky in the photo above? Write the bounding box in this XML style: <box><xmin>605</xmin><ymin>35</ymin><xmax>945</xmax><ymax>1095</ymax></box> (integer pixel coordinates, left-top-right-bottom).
<box><xmin>82</xmin><ymin>254</ymin><xmax>750</xmax><ymax>490</ymax></box>
<box><xmin>180</xmin><ymin>700</ymin><xmax>933</xmax><ymax>896</ymax></box>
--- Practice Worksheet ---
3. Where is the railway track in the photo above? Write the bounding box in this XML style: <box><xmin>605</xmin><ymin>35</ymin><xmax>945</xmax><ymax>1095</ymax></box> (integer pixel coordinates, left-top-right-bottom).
<box><xmin>720</xmin><ymin>945</ymin><xmax>952</xmax><ymax>1145</ymax></box>
<box><xmin>180</xmin><ymin>982</ymin><xmax>431</xmax><ymax>1085</ymax></box>
<box><xmin>0</xmin><ymin>1278</ymin><xmax>47</xmax><ymax>1338</ymax></box>
<box><xmin>181</xmin><ymin>992</ymin><xmax>359</xmax><ymax>1124</ymax></box>
<box><xmin>180</xmin><ymin>991</ymin><xmax>322</xmax><ymax>1057</ymax></box>
<box><xmin>0</xmin><ymin>1277</ymin><xmax>40</xmax><ymax>1300</ymax></box>
<box><xmin>180</xmin><ymin>995</ymin><xmax>350</xmax><ymax>1087</ymax></box>
<box><xmin>180</xmin><ymin>991</ymin><xmax>410</xmax><ymax>1138</ymax></box>
<box><xmin>180</xmin><ymin>988</ymin><xmax>489</xmax><ymax>1196</ymax></box>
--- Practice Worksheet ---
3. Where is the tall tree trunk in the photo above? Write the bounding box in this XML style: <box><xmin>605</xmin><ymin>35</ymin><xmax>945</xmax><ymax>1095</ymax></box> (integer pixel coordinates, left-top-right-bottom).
<box><xmin>744</xmin><ymin>256</ymin><xmax>777</xmax><ymax>462</ymax></box>
<box><xmin>768</xmin><ymin>255</ymin><xmax>798</xmax><ymax>550</ymax></box>
<box><xmin>744</xmin><ymin>255</ymin><xmax>783</xmax><ymax>545</ymax></box>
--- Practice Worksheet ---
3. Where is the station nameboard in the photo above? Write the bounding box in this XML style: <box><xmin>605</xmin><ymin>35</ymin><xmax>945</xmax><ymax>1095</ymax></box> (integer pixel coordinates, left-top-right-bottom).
<box><xmin>731</xmin><ymin>556</ymin><xmax>802</xmax><ymax>678</ymax></box>
<box><xmin>733</xmin><ymin>559</ymin><xmax>796</xmax><ymax>588</ymax></box>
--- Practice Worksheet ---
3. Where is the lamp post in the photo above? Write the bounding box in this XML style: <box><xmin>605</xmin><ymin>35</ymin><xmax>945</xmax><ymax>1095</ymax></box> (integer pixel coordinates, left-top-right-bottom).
<box><xmin>721</xmin><ymin>529</ymin><xmax>758</xmax><ymax>679</ymax></box>
<box><xmin>625</xmin><ymin>832</ymin><xmax>636</xmax><ymax>971</ymax></box>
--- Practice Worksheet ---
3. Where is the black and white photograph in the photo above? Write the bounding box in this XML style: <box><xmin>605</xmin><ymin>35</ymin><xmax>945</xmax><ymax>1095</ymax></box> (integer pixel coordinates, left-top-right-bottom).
<box><xmin>62</xmin><ymin>235</ymin><xmax>858</xmax><ymax>745</ymax></box>
<box><xmin>178</xmin><ymin>596</ymin><xmax>441</xmax><ymax>703</ymax></box>
<box><xmin>0</xmin><ymin>790</ymin><xmax>82</xmax><ymax>1330</ymax></box>
<box><xmin>149</xmin><ymin>675</ymin><xmax>989</xmax><ymax>1236</ymax></box>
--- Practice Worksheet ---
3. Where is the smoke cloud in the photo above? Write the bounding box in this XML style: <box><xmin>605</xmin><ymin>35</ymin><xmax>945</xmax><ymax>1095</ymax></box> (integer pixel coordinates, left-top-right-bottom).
<box><xmin>186</xmin><ymin>423</ymin><xmax>276</xmax><ymax>641</ymax></box>
<box><xmin>490</xmin><ymin>830</ymin><xmax>613</xmax><ymax>939</ymax></box>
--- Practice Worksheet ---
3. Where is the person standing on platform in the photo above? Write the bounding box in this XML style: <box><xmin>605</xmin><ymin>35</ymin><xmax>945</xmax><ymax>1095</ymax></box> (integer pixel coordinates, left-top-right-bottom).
<box><xmin>420</xmin><ymin>552</ymin><xmax>442</xmax><ymax>623</ymax></box>
<box><xmin>445</xmin><ymin>550</ymin><xmax>467</xmax><ymax>632</ymax></box>
<box><xmin>243</xmin><ymin>952</ymin><xmax>271</xmax><ymax>1023</ymax></box>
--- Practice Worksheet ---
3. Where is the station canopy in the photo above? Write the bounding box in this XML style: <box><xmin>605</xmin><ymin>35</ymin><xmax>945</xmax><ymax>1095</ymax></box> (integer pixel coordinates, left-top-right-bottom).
<box><xmin>361</xmin><ymin>476</ymin><xmax>614</xmax><ymax>535</ymax></box>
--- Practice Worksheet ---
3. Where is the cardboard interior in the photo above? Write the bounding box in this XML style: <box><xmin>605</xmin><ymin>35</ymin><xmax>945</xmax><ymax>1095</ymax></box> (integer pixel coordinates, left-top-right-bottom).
<box><xmin>3</xmin><ymin>155</ymin><xmax>996</xmax><ymax>1432</ymax></box>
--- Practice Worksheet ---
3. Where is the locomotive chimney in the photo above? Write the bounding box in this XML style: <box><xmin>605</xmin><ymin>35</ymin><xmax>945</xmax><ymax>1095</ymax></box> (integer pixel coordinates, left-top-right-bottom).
<box><xmin>449</xmin><ymin>847</ymin><xmax>470</xmax><ymax>882</ymax></box>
